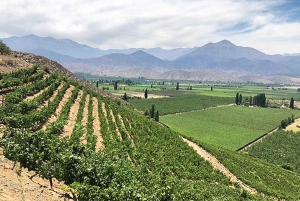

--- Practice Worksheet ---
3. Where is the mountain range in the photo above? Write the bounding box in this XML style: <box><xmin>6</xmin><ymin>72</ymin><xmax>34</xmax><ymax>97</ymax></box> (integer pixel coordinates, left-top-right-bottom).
<box><xmin>2</xmin><ymin>34</ymin><xmax>300</xmax><ymax>84</ymax></box>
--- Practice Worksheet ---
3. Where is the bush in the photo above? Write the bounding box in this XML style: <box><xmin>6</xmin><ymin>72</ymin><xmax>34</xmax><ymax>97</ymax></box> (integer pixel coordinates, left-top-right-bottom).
<box><xmin>281</xmin><ymin>164</ymin><xmax>293</xmax><ymax>171</ymax></box>
<box><xmin>0</xmin><ymin>41</ymin><xmax>11</xmax><ymax>55</ymax></box>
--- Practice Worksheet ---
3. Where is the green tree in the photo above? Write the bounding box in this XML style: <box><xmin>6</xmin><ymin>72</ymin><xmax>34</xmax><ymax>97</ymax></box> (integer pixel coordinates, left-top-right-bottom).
<box><xmin>0</xmin><ymin>40</ymin><xmax>11</xmax><ymax>55</ymax></box>
<box><xmin>253</xmin><ymin>93</ymin><xmax>266</xmax><ymax>107</ymax></box>
<box><xmin>154</xmin><ymin>110</ymin><xmax>159</xmax><ymax>122</ymax></box>
<box><xmin>235</xmin><ymin>93</ymin><xmax>239</xmax><ymax>105</ymax></box>
<box><xmin>211</xmin><ymin>86</ymin><xmax>213</xmax><ymax>91</ymax></box>
<box><xmin>239</xmin><ymin>94</ymin><xmax>242</xmax><ymax>105</ymax></box>
<box><xmin>150</xmin><ymin>104</ymin><xmax>155</xmax><ymax>118</ymax></box>
<box><xmin>96</xmin><ymin>81</ymin><xmax>99</xmax><ymax>88</ymax></box>
<box><xmin>290</xmin><ymin>97</ymin><xmax>294</xmax><ymax>109</ymax></box>
<box><xmin>114</xmin><ymin>81</ymin><xmax>118</xmax><ymax>90</ymax></box>
<box><xmin>123</xmin><ymin>92</ymin><xmax>128</xmax><ymax>101</ymax></box>
<box><xmin>176</xmin><ymin>82</ymin><xmax>179</xmax><ymax>90</ymax></box>
<box><xmin>144</xmin><ymin>89</ymin><xmax>148</xmax><ymax>99</ymax></box>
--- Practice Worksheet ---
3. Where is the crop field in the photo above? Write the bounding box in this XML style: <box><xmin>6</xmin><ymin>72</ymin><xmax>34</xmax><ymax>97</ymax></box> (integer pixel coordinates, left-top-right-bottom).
<box><xmin>161</xmin><ymin>106</ymin><xmax>300</xmax><ymax>150</ymax></box>
<box><xmin>129</xmin><ymin>93</ymin><xmax>233</xmax><ymax>115</ymax></box>
<box><xmin>247</xmin><ymin>130</ymin><xmax>300</xmax><ymax>174</ymax></box>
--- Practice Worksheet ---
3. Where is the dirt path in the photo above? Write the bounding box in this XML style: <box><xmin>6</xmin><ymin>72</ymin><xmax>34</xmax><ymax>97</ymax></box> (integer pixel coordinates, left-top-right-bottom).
<box><xmin>161</xmin><ymin>104</ymin><xmax>235</xmax><ymax>117</ymax></box>
<box><xmin>126</xmin><ymin>118</ymin><xmax>132</xmax><ymax>129</ymax></box>
<box><xmin>101</xmin><ymin>102</ymin><xmax>109</xmax><ymax>126</ymax></box>
<box><xmin>42</xmin><ymin>83</ymin><xmax>64</xmax><ymax>109</ymax></box>
<box><xmin>25</xmin><ymin>85</ymin><xmax>50</xmax><ymax>101</ymax></box>
<box><xmin>181</xmin><ymin>137</ymin><xmax>257</xmax><ymax>195</ymax></box>
<box><xmin>42</xmin><ymin>85</ymin><xmax>75</xmax><ymax>130</ymax></box>
<box><xmin>93</xmin><ymin>97</ymin><xmax>103</xmax><ymax>151</ymax></box>
<box><xmin>61</xmin><ymin>90</ymin><xmax>83</xmax><ymax>138</ymax></box>
<box><xmin>0</xmin><ymin>95</ymin><xmax>4</xmax><ymax>106</ymax></box>
<box><xmin>110</xmin><ymin>109</ymin><xmax>122</xmax><ymax>140</ymax></box>
<box><xmin>118</xmin><ymin>115</ymin><xmax>135</xmax><ymax>145</ymax></box>
<box><xmin>0</xmin><ymin>148</ymin><xmax>73</xmax><ymax>201</ymax></box>
<box><xmin>79</xmin><ymin>94</ymin><xmax>90</xmax><ymax>145</ymax></box>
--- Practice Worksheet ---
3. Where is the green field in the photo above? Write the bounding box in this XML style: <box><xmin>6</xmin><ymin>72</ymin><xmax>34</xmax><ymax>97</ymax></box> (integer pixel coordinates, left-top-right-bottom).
<box><xmin>161</xmin><ymin>106</ymin><xmax>300</xmax><ymax>150</ymax></box>
<box><xmin>247</xmin><ymin>130</ymin><xmax>300</xmax><ymax>174</ymax></box>
<box><xmin>129</xmin><ymin>93</ymin><xmax>233</xmax><ymax>115</ymax></box>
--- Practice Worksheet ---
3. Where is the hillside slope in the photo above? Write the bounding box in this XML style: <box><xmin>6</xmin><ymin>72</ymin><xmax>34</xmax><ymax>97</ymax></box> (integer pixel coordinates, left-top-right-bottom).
<box><xmin>0</xmin><ymin>52</ymin><xmax>299</xmax><ymax>200</ymax></box>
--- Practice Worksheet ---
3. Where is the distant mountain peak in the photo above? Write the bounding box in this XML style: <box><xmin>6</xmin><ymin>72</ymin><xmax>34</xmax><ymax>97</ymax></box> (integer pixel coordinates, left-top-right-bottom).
<box><xmin>131</xmin><ymin>50</ymin><xmax>147</xmax><ymax>55</ymax></box>
<box><xmin>216</xmin><ymin>40</ymin><xmax>235</xmax><ymax>46</ymax></box>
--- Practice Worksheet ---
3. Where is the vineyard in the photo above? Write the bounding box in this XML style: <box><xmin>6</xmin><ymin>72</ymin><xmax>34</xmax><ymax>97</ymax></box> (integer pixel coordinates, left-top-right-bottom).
<box><xmin>0</xmin><ymin>65</ymin><xmax>271</xmax><ymax>200</ymax></box>
<box><xmin>161</xmin><ymin>106</ymin><xmax>300</xmax><ymax>150</ymax></box>
<box><xmin>247</xmin><ymin>130</ymin><xmax>300</xmax><ymax>174</ymax></box>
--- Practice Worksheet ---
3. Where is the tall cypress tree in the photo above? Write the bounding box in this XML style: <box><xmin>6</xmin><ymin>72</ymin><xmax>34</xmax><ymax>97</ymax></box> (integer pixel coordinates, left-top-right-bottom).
<box><xmin>154</xmin><ymin>110</ymin><xmax>159</xmax><ymax>122</ymax></box>
<box><xmin>123</xmin><ymin>92</ymin><xmax>128</xmax><ymax>101</ymax></box>
<box><xmin>114</xmin><ymin>81</ymin><xmax>118</xmax><ymax>90</ymax></box>
<box><xmin>290</xmin><ymin>97</ymin><xmax>294</xmax><ymax>109</ymax></box>
<box><xmin>176</xmin><ymin>82</ymin><xmax>179</xmax><ymax>90</ymax></box>
<box><xmin>144</xmin><ymin>89</ymin><xmax>148</xmax><ymax>99</ymax></box>
<box><xmin>235</xmin><ymin>93</ymin><xmax>239</xmax><ymax>105</ymax></box>
<box><xmin>239</xmin><ymin>94</ymin><xmax>243</xmax><ymax>105</ymax></box>
<box><xmin>150</xmin><ymin>104</ymin><xmax>155</xmax><ymax>118</ymax></box>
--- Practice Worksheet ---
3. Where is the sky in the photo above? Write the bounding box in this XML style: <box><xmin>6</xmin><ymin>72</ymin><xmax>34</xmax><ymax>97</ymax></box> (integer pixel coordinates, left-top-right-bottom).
<box><xmin>0</xmin><ymin>0</ymin><xmax>299</xmax><ymax>54</ymax></box>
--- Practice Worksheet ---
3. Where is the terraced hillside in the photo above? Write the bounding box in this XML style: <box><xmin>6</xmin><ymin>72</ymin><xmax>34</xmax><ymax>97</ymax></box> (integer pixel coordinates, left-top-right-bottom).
<box><xmin>0</xmin><ymin>53</ymin><xmax>266</xmax><ymax>200</ymax></box>
<box><xmin>0</xmin><ymin>52</ymin><xmax>298</xmax><ymax>200</ymax></box>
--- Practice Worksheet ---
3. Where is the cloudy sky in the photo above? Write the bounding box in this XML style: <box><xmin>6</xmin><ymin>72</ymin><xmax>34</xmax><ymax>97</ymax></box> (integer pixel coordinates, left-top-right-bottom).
<box><xmin>0</xmin><ymin>0</ymin><xmax>299</xmax><ymax>54</ymax></box>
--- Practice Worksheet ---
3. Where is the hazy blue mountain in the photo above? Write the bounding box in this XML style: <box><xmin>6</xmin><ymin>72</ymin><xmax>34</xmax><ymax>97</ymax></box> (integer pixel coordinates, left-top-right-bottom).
<box><xmin>2</xmin><ymin>34</ymin><xmax>105</xmax><ymax>59</ymax></box>
<box><xmin>24</xmin><ymin>47</ymin><xmax>75</xmax><ymax>63</ymax></box>
<box><xmin>1</xmin><ymin>35</ymin><xmax>195</xmax><ymax>61</ymax></box>
<box><xmin>69</xmin><ymin>50</ymin><xmax>170</xmax><ymax>69</ymax></box>
<box><xmin>176</xmin><ymin>40</ymin><xmax>282</xmax><ymax>65</ymax></box>
<box><xmin>282</xmin><ymin>53</ymin><xmax>300</xmax><ymax>56</ymax></box>
<box><xmin>2</xmin><ymin>34</ymin><xmax>300</xmax><ymax>81</ymax></box>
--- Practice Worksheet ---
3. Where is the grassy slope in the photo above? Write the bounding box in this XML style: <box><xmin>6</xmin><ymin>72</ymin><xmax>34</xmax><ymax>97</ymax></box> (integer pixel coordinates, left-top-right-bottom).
<box><xmin>247</xmin><ymin>130</ymin><xmax>300</xmax><ymax>174</ymax></box>
<box><xmin>161</xmin><ymin>106</ymin><xmax>300</xmax><ymax>150</ymax></box>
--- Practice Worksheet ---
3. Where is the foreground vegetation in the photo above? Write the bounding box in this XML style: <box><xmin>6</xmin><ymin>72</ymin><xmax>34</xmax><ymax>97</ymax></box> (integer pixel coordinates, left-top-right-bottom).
<box><xmin>186</xmin><ymin>138</ymin><xmax>300</xmax><ymax>200</ymax></box>
<box><xmin>0</xmin><ymin>66</ymin><xmax>270</xmax><ymax>200</ymax></box>
<box><xmin>247</xmin><ymin>130</ymin><xmax>300</xmax><ymax>174</ymax></box>
<box><xmin>161</xmin><ymin>106</ymin><xmax>299</xmax><ymax>150</ymax></box>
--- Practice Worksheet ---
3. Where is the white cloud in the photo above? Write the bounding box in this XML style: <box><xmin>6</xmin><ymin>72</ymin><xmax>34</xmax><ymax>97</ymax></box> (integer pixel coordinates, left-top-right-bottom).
<box><xmin>0</xmin><ymin>0</ymin><xmax>299</xmax><ymax>54</ymax></box>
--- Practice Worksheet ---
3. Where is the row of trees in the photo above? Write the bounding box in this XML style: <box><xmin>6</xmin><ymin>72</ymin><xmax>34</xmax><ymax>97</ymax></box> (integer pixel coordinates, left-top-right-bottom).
<box><xmin>235</xmin><ymin>93</ymin><xmax>296</xmax><ymax>109</ymax></box>
<box><xmin>144</xmin><ymin>104</ymin><xmax>159</xmax><ymax>121</ymax></box>
<box><xmin>280</xmin><ymin>114</ymin><xmax>295</xmax><ymax>129</ymax></box>
<box><xmin>235</xmin><ymin>93</ymin><xmax>243</xmax><ymax>105</ymax></box>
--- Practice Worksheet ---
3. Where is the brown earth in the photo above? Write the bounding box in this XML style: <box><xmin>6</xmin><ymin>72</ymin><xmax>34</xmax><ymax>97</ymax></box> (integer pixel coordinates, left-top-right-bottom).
<box><xmin>42</xmin><ymin>85</ymin><xmax>75</xmax><ymax>130</ymax></box>
<box><xmin>25</xmin><ymin>85</ymin><xmax>50</xmax><ymax>101</ymax></box>
<box><xmin>92</xmin><ymin>97</ymin><xmax>103</xmax><ymax>151</ymax></box>
<box><xmin>79</xmin><ymin>94</ymin><xmax>90</xmax><ymax>145</ymax></box>
<box><xmin>110</xmin><ymin>109</ymin><xmax>122</xmax><ymax>140</ymax></box>
<box><xmin>118</xmin><ymin>114</ymin><xmax>135</xmax><ymax>145</ymax></box>
<box><xmin>0</xmin><ymin>148</ymin><xmax>73</xmax><ymax>201</ymax></box>
<box><xmin>61</xmin><ymin>90</ymin><xmax>83</xmax><ymax>138</ymax></box>
<box><xmin>101</xmin><ymin>103</ymin><xmax>109</xmax><ymax>128</ymax></box>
